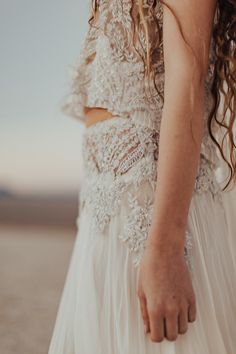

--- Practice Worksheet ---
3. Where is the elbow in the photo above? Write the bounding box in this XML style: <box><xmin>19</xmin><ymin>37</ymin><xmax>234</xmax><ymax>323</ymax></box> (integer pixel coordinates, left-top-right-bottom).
<box><xmin>188</xmin><ymin>55</ymin><xmax>207</xmax><ymax>86</ymax></box>
<box><xmin>165</xmin><ymin>53</ymin><xmax>207</xmax><ymax>88</ymax></box>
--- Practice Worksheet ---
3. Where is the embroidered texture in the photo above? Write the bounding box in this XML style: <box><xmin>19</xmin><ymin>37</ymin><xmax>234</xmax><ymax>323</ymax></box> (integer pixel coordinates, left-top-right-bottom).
<box><xmin>117</xmin><ymin>190</ymin><xmax>194</xmax><ymax>270</ymax></box>
<box><xmin>62</xmin><ymin>1</ymin><xmax>164</xmax><ymax>120</ymax></box>
<box><xmin>61</xmin><ymin>0</ymin><xmax>220</xmax><ymax>169</ymax></box>
<box><xmin>78</xmin><ymin>117</ymin><xmax>222</xmax><ymax>269</ymax></box>
<box><xmin>62</xmin><ymin>0</ymin><xmax>222</xmax><ymax>269</ymax></box>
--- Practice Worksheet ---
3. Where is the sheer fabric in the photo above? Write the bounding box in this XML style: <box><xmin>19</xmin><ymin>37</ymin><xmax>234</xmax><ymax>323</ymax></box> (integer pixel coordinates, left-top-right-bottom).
<box><xmin>48</xmin><ymin>1</ymin><xmax>236</xmax><ymax>353</ymax></box>
<box><xmin>48</xmin><ymin>115</ymin><xmax>236</xmax><ymax>354</ymax></box>
<box><xmin>79</xmin><ymin>116</ymin><xmax>222</xmax><ymax>268</ymax></box>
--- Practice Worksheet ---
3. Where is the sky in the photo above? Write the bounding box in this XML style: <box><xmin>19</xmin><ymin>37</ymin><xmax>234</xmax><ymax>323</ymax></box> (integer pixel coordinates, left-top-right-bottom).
<box><xmin>0</xmin><ymin>0</ymin><xmax>89</xmax><ymax>195</ymax></box>
<box><xmin>1</xmin><ymin>1</ymin><xmax>235</xmax><ymax>197</ymax></box>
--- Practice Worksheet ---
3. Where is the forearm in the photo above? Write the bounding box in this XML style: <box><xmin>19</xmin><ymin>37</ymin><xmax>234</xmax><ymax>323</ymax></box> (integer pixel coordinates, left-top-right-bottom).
<box><xmin>138</xmin><ymin>0</ymin><xmax>217</xmax><ymax>342</ymax></box>
<box><xmin>147</xmin><ymin>68</ymin><xmax>205</xmax><ymax>254</ymax></box>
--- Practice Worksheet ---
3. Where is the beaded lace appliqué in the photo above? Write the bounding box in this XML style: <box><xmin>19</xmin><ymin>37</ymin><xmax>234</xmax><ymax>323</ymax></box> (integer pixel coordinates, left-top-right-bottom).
<box><xmin>65</xmin><ymin>0</ymin><xmax>222</xmax><ymax>270</ymax></box>
<box><xmin>62</xmin><ymin>0</ymin><xmax>220</xmax><ymax>170</ymax></box>
<box><xmin>78</xmin><ymin>117</ymin><xmax>222</xmax><ymax>270</ymax></box>
<box><xmin>118</xmin><ymin>191</ymin><xmax>194</xmax><ymax>270</ymax></box>
<box><xmin>62</xmin><ymin>0</ymin><xmax>165</xmax><ymax>119</ymax></box>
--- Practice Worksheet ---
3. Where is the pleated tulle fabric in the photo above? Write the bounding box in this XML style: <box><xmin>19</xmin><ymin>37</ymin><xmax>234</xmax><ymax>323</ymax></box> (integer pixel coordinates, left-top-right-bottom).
<box><xmin>48</xmin><ymin>183</ymin><xmax>236</xmax><ymax>354</ymax></box>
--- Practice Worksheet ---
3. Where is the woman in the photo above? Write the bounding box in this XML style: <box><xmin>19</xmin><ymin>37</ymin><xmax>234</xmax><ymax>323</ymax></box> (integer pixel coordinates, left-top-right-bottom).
<box><xmin>48</xmin><ymin>0</ymin><xmax>236</xmax><ymax>353</ymax></box>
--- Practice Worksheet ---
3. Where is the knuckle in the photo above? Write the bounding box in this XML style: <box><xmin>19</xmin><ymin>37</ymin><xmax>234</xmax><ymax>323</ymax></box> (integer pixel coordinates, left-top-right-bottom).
<box><xmin>165</xmin><ymin>304</ymin><xmax>179</xmax><ymax>316</ymax></box>
<box><xmin>137</xmin><ymin>290</ymin><xmax>145</xmax><ymax>300</ymax></box>
<box><xmin>190</xmin><ymin>302</ymin><xmax>196</xmax><ymax>311</ymax></box>
<box><xmin>179</xmin><ymin>300</ymin><xmax>188</xmax><ymax>312</ymax></box>
<box><xmin>149</xmin><ymin>306</ymin><xmax>162</xmax><ymax>318</ymax></box>
<box><xmin>189</xmin><ymin>295</ymin><xmax>196</xmax><ymax>306</ymax></box>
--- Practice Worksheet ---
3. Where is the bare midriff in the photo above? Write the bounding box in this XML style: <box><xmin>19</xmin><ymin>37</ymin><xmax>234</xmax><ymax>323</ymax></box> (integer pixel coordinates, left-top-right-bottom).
<box><xmin>84</xmin><ymin>107</ymin><xmax>116</xmax><ymax>128</ymax></box>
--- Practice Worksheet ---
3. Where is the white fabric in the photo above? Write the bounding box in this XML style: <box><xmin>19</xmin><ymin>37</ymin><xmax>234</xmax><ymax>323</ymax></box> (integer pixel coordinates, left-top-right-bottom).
<box><xmin>61</xmin><ymin>0</ymin><xmax>220</xmax><ymax>168</ymax></box>
<box><xmin>49</xmin><ymin>2</ymin><xmax>236</xmax><ymax>352</ymax></box>
<box><xmin>48</xmin><ymin>115</ymin><xmax>236</xmax><ymax>354</ymax></box>
<box><xmin>78</xmin><ymin>115</ymin><xmax>222</xmax><ymax>268</ymax></box>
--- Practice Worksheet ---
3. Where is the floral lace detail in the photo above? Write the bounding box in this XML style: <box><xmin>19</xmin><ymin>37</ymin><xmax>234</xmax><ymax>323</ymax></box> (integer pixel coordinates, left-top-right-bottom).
<box><xmin>62</xmin><ymin>1</ymin><xmax>164</xmax><ymax>119</ymax></box>
<box><xmin>79</xmin><ymin>116</ymin><xmax>159</xmax><ymax>235</ymax></box>
<box><xmin>195</xmin><ymin>154</ymin><xmax>223</xmax><ymax>205</ymax></box>
<box><xmin>61</xmin><ymin>0</ymin><xmax>219</xmax><ymax>168</ymax></box>
<box><xmin>117</xmin><ymin>188</ymin><xmax>194</xmax><ymax>270</ymax></box>
<box><xmin>65</xmin><ymin>1</ymin><xmax>222</xmax><ymax>269</ymax></box>
<box><xmin>78</xmin><ymin>116</ymin><xmax>222</xmax><ymax>269</ymax></box>
<box><xmin>81</xmin><ymin>116</ymin><xmax>159</xmax><ymax>178</ymax></box>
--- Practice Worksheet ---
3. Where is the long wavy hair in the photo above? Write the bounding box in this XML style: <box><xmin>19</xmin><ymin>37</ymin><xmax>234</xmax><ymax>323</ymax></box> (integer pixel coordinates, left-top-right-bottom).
<box><xmin>89</xmin><ymin>0</ymin><xmax>236</xmax><ymax>191</ymax></box>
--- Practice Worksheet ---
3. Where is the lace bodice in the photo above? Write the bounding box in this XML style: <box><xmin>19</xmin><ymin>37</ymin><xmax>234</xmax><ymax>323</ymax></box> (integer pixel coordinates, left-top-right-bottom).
<box><xmin>60</xmin><ymin>1</ymin><xmax>222</xmax><ymax>269</ymax></box>
<box><xmin>77</xmin><ymin>116</ymin><xmax>223</xmax><ymax>270</ymax></box>
<box><xmin>62</xmin><ymin>0</ymin><xmax>220</xmax><ymax>169</ymax></box>
<box><xmin>62</xmin><ymin>0</ymin><xmax>165</xmax><ymax>120</ymax></box>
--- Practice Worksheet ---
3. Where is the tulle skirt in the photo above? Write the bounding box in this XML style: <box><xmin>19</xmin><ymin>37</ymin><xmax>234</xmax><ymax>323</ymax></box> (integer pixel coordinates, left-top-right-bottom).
<box><xmin>48</xmin><ymin>118</ymin><xmax>236</xmax><ymax>354</ymax></box>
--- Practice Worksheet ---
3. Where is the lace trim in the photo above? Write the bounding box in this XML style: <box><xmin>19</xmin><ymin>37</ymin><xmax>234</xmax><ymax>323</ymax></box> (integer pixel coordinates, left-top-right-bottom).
<box><xmin>117</xmin><ymin>188</ymin><xmax>194</xmax><ymax>270</ymax></box>
<box><xmin>61</xmin><ymin>0</ymin><xmax>216</xmax><ymax>125</ymax></box>
<box><xmin>61</xmin><ymin>0</ymin><xmax>219</xmax><ymax>169</ymax></box>
<box><xmin>78</xmin><ymin>117</ymin><xmax>222</xmax><ymax>269</ymax></box>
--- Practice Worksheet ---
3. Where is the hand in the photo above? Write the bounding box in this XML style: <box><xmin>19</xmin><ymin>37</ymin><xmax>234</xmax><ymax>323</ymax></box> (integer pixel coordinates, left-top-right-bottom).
<box><xmin>137</xmin><ymin>243</ymin><xmax>196</xmax><ymax>342</ymax></box>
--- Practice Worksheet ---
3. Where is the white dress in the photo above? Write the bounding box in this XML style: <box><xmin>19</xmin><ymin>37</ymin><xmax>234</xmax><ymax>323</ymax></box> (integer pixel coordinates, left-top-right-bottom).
<box><xmin>48</xmin><ymin>1</ymin><xmax>236</xmax><ymax>353</ymax></box>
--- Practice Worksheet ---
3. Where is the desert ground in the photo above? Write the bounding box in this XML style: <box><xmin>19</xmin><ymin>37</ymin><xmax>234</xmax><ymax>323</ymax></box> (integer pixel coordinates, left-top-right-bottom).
<box><xmin>0</xmin><ymin>185</ymin><xmax>235</xmax><ymax>354</ymax></box>
<box><xmin>0</xmin><ymin>224</ymin><xmax>76</xmax><ymax>354</ymax></box>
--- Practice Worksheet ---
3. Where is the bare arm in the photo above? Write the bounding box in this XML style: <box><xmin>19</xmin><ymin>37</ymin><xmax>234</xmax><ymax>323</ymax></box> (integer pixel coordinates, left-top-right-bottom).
<box><xmin>137</xmin><ymin>0</ymin><xmax>217</xmax><ymax>343</ymax></box>
<box><xmin>148</xmin><ymin>0</ymin><xmax>217</xmax><ymax>251</ymax></box>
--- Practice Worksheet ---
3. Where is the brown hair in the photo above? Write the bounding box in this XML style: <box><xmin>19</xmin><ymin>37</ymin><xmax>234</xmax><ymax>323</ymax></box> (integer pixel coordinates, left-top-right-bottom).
<box><xmin>89</xmin><ymin>0</ymin><xmax>236</xmax><ymax>191</ymax></box>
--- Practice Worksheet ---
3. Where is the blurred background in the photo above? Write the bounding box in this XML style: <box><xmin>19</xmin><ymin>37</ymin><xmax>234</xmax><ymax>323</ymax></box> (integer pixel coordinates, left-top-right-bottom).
<box><xmin>0</xmin><ymin>1</ymin><xmax>89</xmax><ymax>353</ymax></box>
<box><xmin>0</xmin><ymin>1</ymin><xmax>235</xmax><ymax>354</ymax></box>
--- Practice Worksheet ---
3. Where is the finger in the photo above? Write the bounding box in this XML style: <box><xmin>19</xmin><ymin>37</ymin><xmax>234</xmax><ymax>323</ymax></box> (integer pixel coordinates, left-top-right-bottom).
<box><xmin>165</xmin><ymin>311</ymin><xmax>178</xmax><ymax>341</ymax></box>
<box><xmin>188</xmin><ymin>301</ymin><xmax>197</xmax><ymax>322</ymax></box>
<box><xmin>163</xmin><ymin>317</ymin><xmax>167</xmax><ymax>338</ymax></box>
<box><xmin>148</xmin><ymin>307</ymin><xmax>165</xmax><ymax>342</ymax></box>
<box><xmin>178</xmin><ymin>307</ymin><xmax>188</xmax><ymax>334</ymax></box>
<box><xmin>138</xmin><ymin>294</ymin><xmax>150</xmax><ymax>333</ymax></box>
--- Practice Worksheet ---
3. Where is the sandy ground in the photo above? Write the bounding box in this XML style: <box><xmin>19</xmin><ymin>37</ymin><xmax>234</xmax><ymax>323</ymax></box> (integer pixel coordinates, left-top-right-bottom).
<box><xmin>0</xmin><ymin>190</ymin><xmax>235</xmax><ymax>354</ymax></box>
<box><xmin>0</xmin><ymin>224</ymin><xmax>76</xmax><ymax>354</ymax></box>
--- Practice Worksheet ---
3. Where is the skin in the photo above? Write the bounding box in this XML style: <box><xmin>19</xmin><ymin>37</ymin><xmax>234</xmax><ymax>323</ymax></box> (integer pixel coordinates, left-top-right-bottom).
<box><xmin>137</xmin><ymin>0</ymin><xmax>217</xmax><ymax>342</ymax></box>
<box><xmin>85</xmin><ymin>0</ymin><xmax>217</xmax><ymax>343</ymax></box>
<box><xmin>85</xmin><ymin>107</ymin><xmax>114</xmax><ymax>127</ymax></box>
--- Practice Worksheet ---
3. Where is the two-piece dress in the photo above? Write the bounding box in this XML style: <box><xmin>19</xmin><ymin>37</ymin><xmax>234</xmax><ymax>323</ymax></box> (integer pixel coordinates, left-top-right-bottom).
<box><xmin>48</xmin><ymin>1</ymin><xmax>236</xmax><ymax>353</ymax></box>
